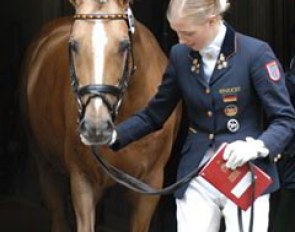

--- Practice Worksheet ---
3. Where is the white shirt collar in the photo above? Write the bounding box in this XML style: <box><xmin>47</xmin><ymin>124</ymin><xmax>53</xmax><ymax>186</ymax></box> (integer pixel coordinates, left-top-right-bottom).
<box><xmin>199</xmin><ymin>21</ymin><xmax>226</xmax><ymax>60</ymax></box>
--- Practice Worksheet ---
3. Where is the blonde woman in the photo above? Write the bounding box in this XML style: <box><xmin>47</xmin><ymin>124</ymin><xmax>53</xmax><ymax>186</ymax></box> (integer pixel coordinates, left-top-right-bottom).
<box><xmin>107</xmin><ymin>0</ymin><xmax>295</xmax><ymax>231</ymax></box>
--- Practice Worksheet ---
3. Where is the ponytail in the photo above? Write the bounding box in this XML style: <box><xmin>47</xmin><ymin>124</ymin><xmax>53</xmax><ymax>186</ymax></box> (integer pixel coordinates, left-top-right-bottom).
<box><xmin>216</xmin><ymin>0</ymin><xmax>229</xmax><ymax>14</ymax></box>
<box><xmin>167</xmin><ymin>0</ymin><xmax>230</xmax><ymax>24</ymax></box>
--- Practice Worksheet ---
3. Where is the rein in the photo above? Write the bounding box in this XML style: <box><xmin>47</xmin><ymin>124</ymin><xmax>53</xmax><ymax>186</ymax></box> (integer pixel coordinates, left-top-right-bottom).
<box><xmin>91</xmin><ymin>147</ymin><xmax>254</xmax><ymax>232</ymax></box>
<box><xmin>91</xmin><ymin>145</ymin><xmax>198</xmax><ymax>195</ymax></box>
<box><xmin>238</xmin><ymin>164</ymin><xmax>255</xmax><ymax>232</ymax></box>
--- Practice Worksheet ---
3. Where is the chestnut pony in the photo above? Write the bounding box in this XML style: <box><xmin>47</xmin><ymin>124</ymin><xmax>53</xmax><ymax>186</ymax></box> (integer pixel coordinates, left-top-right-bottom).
<box><xmin>20</xmin><ymin>0</ymin><xmax>181</xmax><ymax>231</ymax></box>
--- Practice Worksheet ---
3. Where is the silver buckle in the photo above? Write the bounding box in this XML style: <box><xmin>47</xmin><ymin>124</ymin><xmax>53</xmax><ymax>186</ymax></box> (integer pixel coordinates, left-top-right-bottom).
<box><xmin>126</xmin><ymin>8</ymin><xmax>135</xmax><ymax>34</ymax></box>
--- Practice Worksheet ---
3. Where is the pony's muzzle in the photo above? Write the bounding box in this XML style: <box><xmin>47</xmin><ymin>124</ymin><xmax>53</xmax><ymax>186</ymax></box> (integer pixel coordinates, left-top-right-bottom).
<box><xmin>79</xmin><ymin>118</ymin><xmax>113</xmax><ymax>145</ymax></box>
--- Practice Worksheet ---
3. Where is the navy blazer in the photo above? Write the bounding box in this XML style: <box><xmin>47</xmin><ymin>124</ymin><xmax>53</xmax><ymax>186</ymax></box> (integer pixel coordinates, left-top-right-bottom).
<box><xmin>111</xmin><ymin>24</ymin><xmax>295</xmax><ymax>198</ymax></box>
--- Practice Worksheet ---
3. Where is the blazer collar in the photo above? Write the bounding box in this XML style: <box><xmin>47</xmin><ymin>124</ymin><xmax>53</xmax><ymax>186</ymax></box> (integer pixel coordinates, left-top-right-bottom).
<box><xmin>188</xmin><ymin>22</ymin><xmax>237</xmax><ymax>61</ymax></box>
<box><xmin>220</xmin><ymin>22</ymin><xmax>237</xmax><ymax>60</ymax></box>
<box><xmin>208</xmin><ymin>23</ymin><xmax>237</xmax><ymax>85</ymax></box>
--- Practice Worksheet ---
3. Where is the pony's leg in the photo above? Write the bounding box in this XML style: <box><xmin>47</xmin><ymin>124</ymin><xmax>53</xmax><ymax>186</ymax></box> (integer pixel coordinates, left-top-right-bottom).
<box><xmin>70</xmin><ymin>168</ymin><xmax>100</xmax><ymax>232</ymax></box>
<box><xmin>35</xmin><ymin>154</ymin><xmax>71</xmax><ymax>232</ymax></box>
<box><xmin>129</xmin><ymin>170</ymin><xmax>164</xmax><ymax>232</ymax></box>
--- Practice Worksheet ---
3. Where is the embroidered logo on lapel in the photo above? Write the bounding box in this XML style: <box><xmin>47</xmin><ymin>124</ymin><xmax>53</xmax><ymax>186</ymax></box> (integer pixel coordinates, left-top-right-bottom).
<box><xmin>216</xmin><ymin>53</ymin><xmax>228</xmax><ymax>70</ymax></box>
<box><xmin>191</xmin><ymin>58</ymin><xmax>200</xmax><ymax>74</ymax></box>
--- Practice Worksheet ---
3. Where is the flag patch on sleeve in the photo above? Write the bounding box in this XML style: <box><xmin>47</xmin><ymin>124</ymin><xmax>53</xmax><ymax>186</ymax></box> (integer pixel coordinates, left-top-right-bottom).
<box><xmin>265</xmin><ymin>61</ymin><xmax>281</xmax><ymax>82</ymax></box>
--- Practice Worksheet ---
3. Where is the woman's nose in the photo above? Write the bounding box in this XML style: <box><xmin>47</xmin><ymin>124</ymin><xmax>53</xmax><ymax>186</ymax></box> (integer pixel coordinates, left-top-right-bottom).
<box><xmin>179</xmin><ymin>39</ymin><xmax>185</xmax><ymax>44</ymax></box>
<box><xmin>176</xmin><ymin>33</ymin><xmax>183</xmax><ymax>43</ymax></box>
<box><xmin>178</xmin><ymin>36</ymin><xmax>186</xmax><ymax>44</ymax></box>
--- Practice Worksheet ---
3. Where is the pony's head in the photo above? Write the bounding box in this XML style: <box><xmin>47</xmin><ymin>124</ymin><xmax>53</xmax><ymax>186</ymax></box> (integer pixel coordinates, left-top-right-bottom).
<box><xmin>68</xmin><ymin>0</ymin><xmax>135</xmax><ymax>145</ymax></box>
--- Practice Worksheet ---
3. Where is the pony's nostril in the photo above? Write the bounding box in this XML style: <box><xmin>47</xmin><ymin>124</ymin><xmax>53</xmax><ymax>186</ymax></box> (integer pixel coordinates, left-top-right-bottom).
<box><xmin>79</xmin><ymin>120</ymin><xmax>96</xmax><ymax>137</ymax></box>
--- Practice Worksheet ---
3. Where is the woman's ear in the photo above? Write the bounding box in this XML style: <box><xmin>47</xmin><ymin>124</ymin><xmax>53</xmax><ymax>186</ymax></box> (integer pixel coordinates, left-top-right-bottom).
<box><xmin>208</xmin><ymin>15</ymin><xmax>219</xmax><ymax>26</ymax></box>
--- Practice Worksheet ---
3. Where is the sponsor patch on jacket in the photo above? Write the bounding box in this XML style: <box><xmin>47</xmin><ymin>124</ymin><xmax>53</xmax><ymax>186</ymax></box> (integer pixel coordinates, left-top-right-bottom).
<box><xmin>219</xmin><ymin>87</ymin><xmax>241</xmax><ymax>95</ymax></box>
<box><xmin>224</xmin><ymin>104</ymin><xmax>238</xmax><ymax>117</ymax></box>
<box><xmin>265</xmin><ymin>61</ymin><xmax>281</xmax><ymax>82</ymax></box>
<box><xmin>223</xmin><ymin>94</ymin><xmax>238</xmax><ymax>103</ymax></box>
<box><xmin>227</xmin><ymin>119</ymin><xmax>240</xmax><ymax>133</ymax></box>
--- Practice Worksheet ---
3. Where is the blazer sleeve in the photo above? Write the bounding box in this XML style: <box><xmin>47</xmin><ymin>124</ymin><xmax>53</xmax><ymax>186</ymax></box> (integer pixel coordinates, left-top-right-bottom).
<box><xmin>286</xmin><ymin>56</ymin><xmax>295</xmax><ymax>100</ymax></box>
<box><xmin>110</xmin><ymin>47</ymin><xmax>182</xmax><ymax>151</ymax></box>
<box><xmin>250</xmin><ymin>43</ymin><xmax>295</xmax><ymax>160</ymax></box>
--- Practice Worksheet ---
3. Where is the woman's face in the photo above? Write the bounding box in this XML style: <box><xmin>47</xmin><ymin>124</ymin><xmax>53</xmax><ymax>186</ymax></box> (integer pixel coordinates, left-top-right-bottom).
<box><xmin>170</xmin><ymin>17</ymin><xmax>217</xmax><ymax>51</ymax></box>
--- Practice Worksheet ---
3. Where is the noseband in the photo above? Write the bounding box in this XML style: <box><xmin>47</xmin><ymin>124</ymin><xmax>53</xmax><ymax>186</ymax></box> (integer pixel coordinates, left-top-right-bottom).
<box><xmin>69</xmin><ymin>8</ymin><xmax>136</xmax><ymax>122</ymax></box>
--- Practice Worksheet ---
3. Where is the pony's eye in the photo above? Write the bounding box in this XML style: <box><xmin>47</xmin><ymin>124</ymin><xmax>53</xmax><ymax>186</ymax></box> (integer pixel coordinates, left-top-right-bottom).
<box><xmin>119</xmin><ymin>40</ymin><xmax>130</xmax><ymax>53</ymax></box>
<box><xmin>69</xmin><ymin>40</ymin><xmax>79</xmax><ymax>54</ymax></box>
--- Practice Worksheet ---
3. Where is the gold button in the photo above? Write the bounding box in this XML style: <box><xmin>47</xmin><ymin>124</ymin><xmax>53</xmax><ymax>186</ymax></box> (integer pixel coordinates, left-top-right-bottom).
<box><xmin>205</xmin><ymin>88</ymin><xmax>210</xmax><ymax>94</ymax></box>
<box><xmin>207</xmin><ymin>111</ymin><xmax>213</xmax><ymax>117</ymax></box>
<box><xmin>189</xmin><ymin>127</ymin><xmax>197</xmax><ymax>134</ymax></box>
<box><xmin>209</xmin><ymin>134</ymin><xmax>214</xmax><ymax>140</ymax></box>
<box><xmin>277</xmin><ymin>154</ymin><xmax>282</xmax><ymax>159</ymax></box>
<box><xmin>193</xmin><ymin>59</ymin><xmax>198</xmax><ymax>65</ymax></box>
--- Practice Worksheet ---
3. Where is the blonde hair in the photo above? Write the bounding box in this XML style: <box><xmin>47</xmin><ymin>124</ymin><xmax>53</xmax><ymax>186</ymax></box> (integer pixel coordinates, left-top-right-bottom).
<box><xmin>167</xmin><ymin>0</ymin><xmax>230</xmax><ymax>24</ymax></box>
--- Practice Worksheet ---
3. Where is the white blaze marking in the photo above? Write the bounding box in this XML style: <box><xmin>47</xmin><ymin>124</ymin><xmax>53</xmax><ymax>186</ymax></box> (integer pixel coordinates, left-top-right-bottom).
<box><xmin>94</xmin><ymin>98</ymin><xmax>103</xmax><ymax>111</ymax></box>
<box><xmin>92</xmin><ymin>21</ymin><xmax>108</xmax><ymax>110</ymax></box>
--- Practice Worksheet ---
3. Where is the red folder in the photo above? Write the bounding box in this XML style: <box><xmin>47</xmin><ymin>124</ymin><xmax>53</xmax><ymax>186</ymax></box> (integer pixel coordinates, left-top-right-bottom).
<box><xmin>199</xmin><ymin>143</ymin><xmax>273</xmax><ymax>211</ymax></box>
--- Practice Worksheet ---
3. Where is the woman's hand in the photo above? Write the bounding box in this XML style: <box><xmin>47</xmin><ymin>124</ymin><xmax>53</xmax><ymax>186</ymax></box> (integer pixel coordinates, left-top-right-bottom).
<box><xmin>223</xmin><ymin>137</ymin><xmax>269</xmax><ymax>170</ymax></box>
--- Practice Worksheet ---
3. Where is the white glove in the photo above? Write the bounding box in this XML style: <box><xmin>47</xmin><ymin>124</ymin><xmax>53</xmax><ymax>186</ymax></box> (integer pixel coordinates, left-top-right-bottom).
<box><xmin>223</xmin><ymin>137</ymin><xmax>269</xmax><ymax>170</ymax></box>
<box><xmin>109</xmin><ymin>130</ymin><xmax>118</xmax><ymax>145</ymax></box>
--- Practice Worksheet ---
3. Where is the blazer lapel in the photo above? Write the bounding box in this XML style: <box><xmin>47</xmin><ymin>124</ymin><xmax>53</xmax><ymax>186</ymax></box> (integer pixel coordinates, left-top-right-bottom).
<box><xmin>210</xmin><ymin>23</ymin><xmax>237</xmax><ymax>86</ymax></box>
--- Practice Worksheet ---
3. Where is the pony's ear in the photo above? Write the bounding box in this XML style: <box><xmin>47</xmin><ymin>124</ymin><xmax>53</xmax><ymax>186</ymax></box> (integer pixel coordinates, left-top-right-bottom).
<box><xmin>68</xmin><ymin>0</ymin><xmax>83</xmax><ymax>7</ymax></box>
<box><xmin>123</xmin><ymin>0</ymin><xmax>132</xmax><ymax>5</ymax></box>
<box><xmin>68</xmin><ymin>0</ymin><xmax>76</xmax><ymax>6</ymax></box>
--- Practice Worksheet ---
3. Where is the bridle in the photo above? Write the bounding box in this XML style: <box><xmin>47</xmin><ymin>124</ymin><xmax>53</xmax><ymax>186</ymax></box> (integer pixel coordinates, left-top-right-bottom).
<box><xmin>68</xmin><ymin>8</ymin><xmax>136</xmax><ymax>122</ymax></box>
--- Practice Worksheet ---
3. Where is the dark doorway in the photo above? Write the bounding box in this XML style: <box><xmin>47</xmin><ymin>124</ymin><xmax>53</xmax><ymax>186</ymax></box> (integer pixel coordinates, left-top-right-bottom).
<box><xmin>0</xmin><ymin>1</ymin><xmax>294</xmax><ymax>231</ymax></box>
